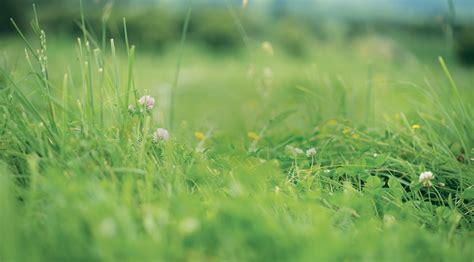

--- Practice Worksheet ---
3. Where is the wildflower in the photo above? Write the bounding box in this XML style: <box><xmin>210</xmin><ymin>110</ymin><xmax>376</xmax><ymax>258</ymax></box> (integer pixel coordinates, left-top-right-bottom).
<box><xmin>179</xmin><ymin>217</ymin><xmax>200</xmax><ymax>234</ymax></box>
<box><xmin>351</xmin><ymin>133</ymin><xmax>360</xmax><ymax>139</ymax></box>
<box><xmin>295</xmin><ymin>148</ymin><xmax>304</xmax><ymax>155</ymax></box>
<box><xmin>412</xmin><ymin>124</ymin><xmax>420</xmax><ymax>129</ymax></box>
<box><xmin>99</xmin><ymin>218</ymin><xmax>116</xmax><ymax>238</ymax></box>
<box><xmin>383</xmin><ymin>214</ymin><xmax>396</xmax><ymax>228</ymax></box>
<box><xmin>419</xmin><ymin>171</ymin><xmax>434</xmax><ymax>187</ymax></box>
<box><xmin>263</xmin><ymin>67</ymin><xmax>273</xmax><ymax>79</ymax></box>
<box><xmin>343</xmin><ymin>127</ymin><xmax>351</xmax><ymax>134</ymax></box>
<box><xmin>327</xmin><ymin>119</ymin><xmax>337</xmax><ymax>126</ymax></box>
<box><xmin>247</xmin><ymin>131</ymin><xmax>259</xmax><ymax>141</ymax></box>
<box><xmin>153</xmin><ymin>128</ymin><xmax>169</xmax><ymax>143</ymax></box>
<box><xmin>194</xmin><ymin>131</ymin><xmax>206</xmax><ymax>141</ymax></box>
<box><xmin>261</xmin><ymin>41</ymin><xmax>274</xmax><ymax>56</ymax></box>
<box><xmin>138</xmin><ymin>95</ymin><xmax>155</xmax><ymax>110</ymax></box>
<box><xmin>306</xmin><ymin>148</ymin><xmax>317</xmax><ymax>157</ymax></box>
<box><xmin>285</xmin><ymin>145</ymin><xmax>304</xmax><ymax>158</ymax></box>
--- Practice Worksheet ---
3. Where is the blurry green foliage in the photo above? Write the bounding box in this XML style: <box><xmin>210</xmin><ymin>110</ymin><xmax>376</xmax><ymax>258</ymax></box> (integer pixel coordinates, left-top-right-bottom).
<box><xmin>454</xmin><ymin>25</ymin><xmax>474</xmax><ymax>66</ymax></box>
<box><xmin>8</xmin><ymin>2</ymin><xmax>474</xmax><ymax>65</ymax></box>
<box><xmin>0</xmin><ymin>0</ymin><xmax>27</xmax><ymax>33</ymax></box>
<box><xmin>189</xmin><ymin>9</ymin><xmax>242</xmax><ymax>50</ymax></box>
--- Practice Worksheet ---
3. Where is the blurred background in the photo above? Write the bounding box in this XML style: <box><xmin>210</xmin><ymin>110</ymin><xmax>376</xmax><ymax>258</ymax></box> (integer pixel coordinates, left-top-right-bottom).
<box><xmin>1</xmin><ymin>0</ymin><xmax>474</xmax><ymax>66</ymax></box>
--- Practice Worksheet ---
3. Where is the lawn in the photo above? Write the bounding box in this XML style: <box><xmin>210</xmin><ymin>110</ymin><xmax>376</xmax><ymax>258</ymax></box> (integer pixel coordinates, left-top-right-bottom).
<box><xmin>0</xmin><ymin>8</ymin><xmax>473</xmax><ymax>261</ymax></box>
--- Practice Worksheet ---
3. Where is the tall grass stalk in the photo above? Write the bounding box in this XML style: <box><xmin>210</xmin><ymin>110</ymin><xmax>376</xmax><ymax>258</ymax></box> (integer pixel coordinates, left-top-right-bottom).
<box><xmin>169</xmin><ymin>5</ymin><xmax>192</xmax><ymax>131</ymax></box>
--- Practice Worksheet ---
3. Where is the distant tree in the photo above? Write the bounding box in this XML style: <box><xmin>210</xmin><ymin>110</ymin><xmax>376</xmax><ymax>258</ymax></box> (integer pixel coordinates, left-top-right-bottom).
<box><xmin>455</xmin><ymin>26</ymin><xmax>474</xmax><ymax>66</ymax></box>
<box><xmin>0</xmin><ymin>0</ymin><xmax>27</xmax><ymax>34</ymax></box>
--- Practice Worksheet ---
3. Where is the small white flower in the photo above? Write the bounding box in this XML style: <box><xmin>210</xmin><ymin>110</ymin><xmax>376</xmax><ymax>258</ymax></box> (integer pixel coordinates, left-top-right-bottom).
<box><xmin>138</xmin><ymin>95</ymin><xmax>155</xmax><ymax>110</ymax></box>
<box><xmin>98</xmin><ymin>218</ymin><xmax>116</xmax><ymax>238</ymax></box>
<box><xmin>153</xmin><ymin>128</ymin><xmax>169</xmax><ymax>143</ymax></box>
<box><xmin>306</xmin><ymin>148</ymin><xmax>317</xmax><ymax>157</ymax></box>
<box><xmin>419</xmin><ymin>171</ymin><xmax>435</xmax><ymax>187</ymax></box>
<box><xmin>179</xmin><ymin>217</ymin><xmax>200</xmax><ymax>234</ymax></box>
<box><xmin>285</xmin><ymin>145</ymin><xmax>304</xmax><ymax>158</ymax></box>
<box><xmin>263</xmin><ymin>67</ymin><xmax>273</xmax><ymax>79</ymax></box>
<box><xmin>294</xmin><ymin>148</ymin><xmax>304</xmax><ymax>155</ymax></box>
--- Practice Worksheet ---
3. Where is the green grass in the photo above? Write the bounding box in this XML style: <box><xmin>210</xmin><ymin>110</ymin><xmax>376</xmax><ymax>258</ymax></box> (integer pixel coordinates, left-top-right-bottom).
<box><xmin>0</xmin><ymin>10</ymin><xmax>473</xmax><ymax>261</ymax></box>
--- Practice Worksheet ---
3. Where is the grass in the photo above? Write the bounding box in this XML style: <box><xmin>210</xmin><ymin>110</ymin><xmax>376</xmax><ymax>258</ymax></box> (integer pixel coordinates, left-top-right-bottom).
<box><xmin>0</xmin><ymin>6</ymin><xmax>473</xmax><ymax>261</ymax></box>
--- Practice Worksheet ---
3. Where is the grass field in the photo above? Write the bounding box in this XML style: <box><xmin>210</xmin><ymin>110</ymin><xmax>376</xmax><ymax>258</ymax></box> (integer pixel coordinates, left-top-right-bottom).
<box><xmin>0</xmin><ymin>7</ymin><xmax>473</xmax><ymax>261</ymax></box>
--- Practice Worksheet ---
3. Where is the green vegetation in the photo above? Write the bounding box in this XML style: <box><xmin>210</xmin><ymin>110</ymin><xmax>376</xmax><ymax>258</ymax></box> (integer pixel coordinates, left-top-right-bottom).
<box><xmin>0</xmin><ymin>4</ymin><xmax>473</xmax><ymax>261</ymax></box>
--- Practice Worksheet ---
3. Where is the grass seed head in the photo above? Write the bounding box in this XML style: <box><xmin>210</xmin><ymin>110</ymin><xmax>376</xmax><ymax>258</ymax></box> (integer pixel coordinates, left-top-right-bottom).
<box><xmin>261</xmin><ymin>41</ymin><xmax>274</xmax><ymax>56</ymax></box>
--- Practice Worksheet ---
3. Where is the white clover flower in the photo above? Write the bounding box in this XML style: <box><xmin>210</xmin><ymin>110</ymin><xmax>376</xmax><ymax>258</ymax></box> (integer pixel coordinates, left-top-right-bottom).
<box><xmin>306</xmin><ymin>148</ymin><xmax>317</xmax><ymax>157</ymax></box>
<box><xmin>153</xmin><ymin>128</ymin><xmax>169</xmax><ymax>143</ymax></box>
<box><xmin>263</xmin><ymin>67</ymin><xmax>273</xmax><ymax>79</ymax></box>
<box><xmin>138</xmin><ymin>95</ymin><xmax>155</xmax><ymax>110</ymax></box>
<box><xmin>294</xmin><ymin>148</ymin><xmax>304</xmax><ymax>155</ymax></box>
<box><xmin>179</xmin><ymin>217</ymin><xmax>200</xmax><ymax>234</ymax></box>
<box><xmin>98</xmin><ymin>218</ymin><xmax>116</xmax><ymax>238</ymax></box>
<box><xmin>285</xmin><ymin>145</ymin><xmax>304</xmax><ymax>158</ymax></box>
<box><xmin>419</xmin><ymin>171</ymin><xmax>434</xmax><ymax>187</ymax></box>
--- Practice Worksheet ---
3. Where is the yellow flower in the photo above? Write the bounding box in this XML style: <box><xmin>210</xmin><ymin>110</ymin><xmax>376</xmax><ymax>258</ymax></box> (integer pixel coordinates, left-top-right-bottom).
<box><xmin>194</xmin><ymin>131</ymin><xmax>206</xmax><ymax>141</ymax></box>
<box><xmin>247</xmin><ymin>131</ymin><xmax>259</xmax><ymax>141</ymax></box>
<box><xmin>412</xmin><ymin>124</ymin><xmax>421</xmax><ymax>129</ymax></box>
<box><xmin>343</xmin><ymin>127</ymin><xmax>351</xmax><ymax>135</ymax></box>
<box><xmin>327</xmin><ymin>119</ymin><xmax>338</xmax><ymax>126</ymax></box>
<box><xmin>351</xmin><ymin>133</ymin><xmax>360</xmax><ymax>139</ymax></box>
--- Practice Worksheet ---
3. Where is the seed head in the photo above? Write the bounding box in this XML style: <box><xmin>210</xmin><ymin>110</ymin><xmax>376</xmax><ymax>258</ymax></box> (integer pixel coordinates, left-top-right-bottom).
<box><xmin>261</xmin><ymin>41</ymin><xmax>274</xmax><ymax>56</ymax></box>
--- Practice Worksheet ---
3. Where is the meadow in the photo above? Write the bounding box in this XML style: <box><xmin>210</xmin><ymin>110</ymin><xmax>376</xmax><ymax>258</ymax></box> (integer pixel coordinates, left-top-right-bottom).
<box><xmin>0</xmin><ymin>4</ymin><xmax>473</xmax><ymax>261</ymax></box>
